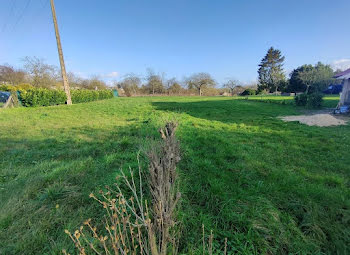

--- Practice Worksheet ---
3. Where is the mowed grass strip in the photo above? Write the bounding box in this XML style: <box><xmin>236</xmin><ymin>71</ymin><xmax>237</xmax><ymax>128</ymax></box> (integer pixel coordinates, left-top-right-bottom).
<box><xmin>0</xmin><ymin>96</ymin><xmax>349</xmax><ymax>254</ymax></box>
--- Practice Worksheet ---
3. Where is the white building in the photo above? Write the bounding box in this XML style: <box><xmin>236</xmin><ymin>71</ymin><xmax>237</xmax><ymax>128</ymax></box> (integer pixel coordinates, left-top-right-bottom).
<box><xmin>334</xmin><ymin>68</ymin><xmax>350</xmax><ymax>107</ymax></box>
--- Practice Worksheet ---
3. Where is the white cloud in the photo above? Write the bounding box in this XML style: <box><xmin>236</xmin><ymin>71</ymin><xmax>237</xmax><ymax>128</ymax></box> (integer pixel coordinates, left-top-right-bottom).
<box><xmin>331</xmin><ymin>59</ymin><xmax>350</xmax><ymax>71</ymax></box>
<box><xmin>106</xmin><ymin>71</ymin><xmax>119</xmax><ymax>78</ymax></box>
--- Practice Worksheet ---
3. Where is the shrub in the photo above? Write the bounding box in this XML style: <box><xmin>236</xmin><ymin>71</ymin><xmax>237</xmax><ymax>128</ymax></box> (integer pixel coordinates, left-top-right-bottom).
<box><xmin>20</xmin><ymin>88</ymin><xmax>67</xmax><ymax>107</ymax></box>
<box><xmin>307</xmin><ymin>92</ymin><xmax>323</xmax><ymax>108</ymax></box>
<box><xmin>0</xmin><ymin>84</ymin><xmax>34</xmax><ymax>92</ymax></box>
<box><xmin>294</xmin><ymin>93</ymin><xmax>324</xmax><ymax>108</ymax></box>
<box><xmin>16</xmin><ymin>83</ymin><xmax>34</xmax><ymax>91</ymax></box>
<box><xmin>0</xmin><ymin>84</ymin><xmax>17</xmax><ymax>92</ymax></box>
<box><xmin>240</xmin><ymin>88</ymin><xmax>256</xmax><ymax>96</ymax></box>
<box><xmin>294</xmin><ymin>93</ymin><xmax>308</xmax><ymax>106</ymax></box>
<box><xmin>71</xmin><ymin>89</ymin><xmax>113</xmax><ymax>103</ymax></box>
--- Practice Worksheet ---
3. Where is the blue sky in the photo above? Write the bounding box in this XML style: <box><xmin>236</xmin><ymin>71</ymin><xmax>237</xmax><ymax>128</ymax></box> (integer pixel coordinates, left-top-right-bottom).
<box><xmin>1</xmin><ymin>0</ymin><xmax>350</xmax><ymax>85</ymax></box>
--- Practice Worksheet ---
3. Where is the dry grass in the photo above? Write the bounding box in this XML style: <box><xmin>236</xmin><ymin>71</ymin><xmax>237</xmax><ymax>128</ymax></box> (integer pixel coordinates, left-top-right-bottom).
<box><xmin>63</xmin><ymin>122</ymin><xmax>181</xmax><ymax>255</ymax></box>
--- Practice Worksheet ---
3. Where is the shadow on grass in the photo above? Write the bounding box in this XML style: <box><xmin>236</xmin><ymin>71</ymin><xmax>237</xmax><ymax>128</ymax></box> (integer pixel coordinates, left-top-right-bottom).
<box><xmin>152</xmin><ymin>99</ymin><xmax>298</xmax><ymax>125</ymax></box>
<box><xmin>151</xmin><ymin>99</ymin><xmax>350</xmax><ymax>253</ymax></box>
<box><xmin>0</xmin><ymin>123</ymin><xmax>161</xmax><ymax>254</ymax></box>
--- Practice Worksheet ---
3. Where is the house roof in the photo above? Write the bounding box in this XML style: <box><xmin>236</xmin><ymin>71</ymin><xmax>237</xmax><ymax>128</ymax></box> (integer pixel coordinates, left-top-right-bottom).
<box><xmin>334</xmin><ymin>68</ymin><xmax>350</xmax><ymax>79</ymax></box>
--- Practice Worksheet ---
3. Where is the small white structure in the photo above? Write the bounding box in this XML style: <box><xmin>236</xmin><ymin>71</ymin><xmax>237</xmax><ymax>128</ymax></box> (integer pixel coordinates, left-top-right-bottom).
<box><xmin>334</xmin><ymin>68</ymin><xmax>350</xmax><ymax>107</ymax></box>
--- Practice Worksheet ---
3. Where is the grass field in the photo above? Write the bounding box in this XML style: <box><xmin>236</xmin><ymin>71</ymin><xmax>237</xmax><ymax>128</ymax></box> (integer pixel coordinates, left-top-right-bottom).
<box><xmin>0</xmin><ymin>96</ymin><xmax>349</xmax><ymax>254</ymax></box>
<box><xmin>237</xmin><ymin>94</ymin><xmax>339</xmax><ymax>108</ymax></box>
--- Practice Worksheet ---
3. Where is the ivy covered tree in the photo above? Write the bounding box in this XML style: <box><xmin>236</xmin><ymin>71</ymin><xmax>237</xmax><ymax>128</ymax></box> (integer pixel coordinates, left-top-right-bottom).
<box><xmin>258</xmin><ymin>47</ymin><xmax>286</xmax><ymax>94</ymax></box>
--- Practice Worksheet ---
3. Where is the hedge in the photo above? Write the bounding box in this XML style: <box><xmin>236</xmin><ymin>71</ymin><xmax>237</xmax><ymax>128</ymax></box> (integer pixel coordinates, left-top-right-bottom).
<box><xmin>20</xmin><ymin>89</ymin><xmax>67</xmax><ymax>107</ymax></box>
<box><xmin>16</xmin><ymin>88</ymin><xmax>113</xmax><ymax>107</ymax></box>
<box><xmin>71</xmin><ymin>89</ymin><xmax>113</xmax><ymax>103</ymax></box>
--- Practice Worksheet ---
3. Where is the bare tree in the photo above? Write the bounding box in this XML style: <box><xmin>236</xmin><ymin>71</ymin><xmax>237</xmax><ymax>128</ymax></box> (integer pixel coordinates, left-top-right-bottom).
<box><xmin>22</xmin><ymin>56</ymin><xmax>59</xmax><ymax>88</ymax></box>
<box><xmin>117</xmin><ymin>73</ymin><xmax>141</xmax><ymax>96</ymax></box>
<box><xmin>223</xmin><ymin>79</ymin><xmax>240</xmax><ymax>96</ymax></box>
<box><xmin>186</xmin><ymin>72</ymin><xmax>215</xmax><ymax>96</ymax></box>
<box><xmin>165</xmin><ymin>78</ymin><xmax>182</xmax><ymax>95</ymax></box>
<box><xmin>66</xmin><ymin>72</ymin><xmax>84</xmax><ymax>89</ymax></box>
<box><xmin>0</xmin><ymin>64</ymin><xmax>27</xmax><ymax>85</ymax></box>
<box><xmin>146</xmin><ymin>69</ymin><xmax>165</xmax><ymax>95</ymax></box>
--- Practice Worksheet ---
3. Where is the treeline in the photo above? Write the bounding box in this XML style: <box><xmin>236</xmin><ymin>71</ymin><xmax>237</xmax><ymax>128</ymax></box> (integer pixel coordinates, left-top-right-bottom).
<box><xmin>0</xmin><ymin>56</ymin><xmax>108</xmax><ymax>90</ymax></box>
<box><xmin>1</xmin><ymin>53</ymin><xmax>345</xmax><ymax>99</ymax></box>
<box><xmin>256</xmin><ymin>47</ymin><xmax>340</xmax><ymax>95</ymax></box>
<box><xmin>116</xmin><ymin>70</ymin><xmax>258</xmax><ymax>97</ymax></box>
<box><xmin>0</xmin><ymin>57</ymin><xmax>113</xmax><ymax>107</ymax></box>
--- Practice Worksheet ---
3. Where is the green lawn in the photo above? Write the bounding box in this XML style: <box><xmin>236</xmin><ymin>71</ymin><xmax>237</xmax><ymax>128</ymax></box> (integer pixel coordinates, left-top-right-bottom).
<box><xmin>0</xmin><ymin>96</ymin><xmax>349</xmax><ymax>254</ymax></box>
<box><xmin>237</xmin><ymin>94</ymin><xmax>339</xmax><ymax>108</ymax></box>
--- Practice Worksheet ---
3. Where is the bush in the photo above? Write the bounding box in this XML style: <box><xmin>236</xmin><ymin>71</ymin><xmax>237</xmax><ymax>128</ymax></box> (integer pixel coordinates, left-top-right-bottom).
<box><xmin>294</xmin><ymin>93</ymin><xmax>308</xmax><ymax>106</ymax></box>
<box><xmin>0</xmin><ymin>84</ymin><xmax>34</xmax><ymax>92</ymax></box>
<box><xmin>294</xmin><ymin>92</ymin><xmax>324</xmax><ymax>108</ymax></box>
<box><xmin>307</xmin><ymin>92</ymin><xmax>323</xmax><ymax>108</ymax></box>
<box><xmin>20</xmin><ymin>88</ymin><xmax>67</xmax><ymax>107</ymax></box>
<box><xmin>0</xmin><ymin>84</ymin><xmax>17</xmax><ymax>92</ymax></box>
<box><xmin>16</xmin><ymin>83</ymin><xmax>34</xmax><ymax>91</ymax></box>
<box><xmin>240</xmin><ymin>88</ymin><xmax>256</xmax><ymax>96</ymax></box>
<box><xmin>71</xmin><ymin>89</ymin><xmax>113</xmax><ymax>103</ymax></box>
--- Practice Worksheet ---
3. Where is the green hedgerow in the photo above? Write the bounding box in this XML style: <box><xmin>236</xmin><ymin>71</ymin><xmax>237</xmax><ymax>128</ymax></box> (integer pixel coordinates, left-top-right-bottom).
<box><xmin>71</xmin><ymin>89</ymin><xmax>113</xmax><ymax>103</ymax></box>
<box><xmin>20</xmin><ymin>88</ymin><xmax>67</xmax><ymax>107</ymax></box>
<box><xmin>17</xmin><ymin>88</ymin><xmax>113</xmax><ymax>107</ymax></box>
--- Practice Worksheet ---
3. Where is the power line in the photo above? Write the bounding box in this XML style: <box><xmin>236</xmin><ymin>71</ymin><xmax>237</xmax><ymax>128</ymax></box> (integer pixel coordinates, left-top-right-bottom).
<box><xmin>28</xmin><ymin>0</ymin><xmax>50</xmax><ymax>27</ymax></box>
<box><xmin>1</xmin><ymin>0</ymin><xmax>17</xmax><ymax>33</ymax></box>
<box><xmin>11</xmin><ymin>0</ymin><xmax>32</xmax><ymax>32</ymax></box>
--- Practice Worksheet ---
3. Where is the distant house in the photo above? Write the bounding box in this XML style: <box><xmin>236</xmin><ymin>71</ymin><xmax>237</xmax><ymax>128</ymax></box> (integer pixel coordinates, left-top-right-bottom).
<box><xmin>334</xmin><ymin>68</ymin><xmax>350</xmax><ymax>106</ymax></box>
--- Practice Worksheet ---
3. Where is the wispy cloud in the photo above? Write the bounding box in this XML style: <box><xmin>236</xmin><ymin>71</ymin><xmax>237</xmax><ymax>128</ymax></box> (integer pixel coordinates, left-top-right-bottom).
<box><xmin>331</xmin><ymin>59</ymin><xmax>350</xmax><ymax>71</ymax></box>
<box><xmin>105</xmin><ymin>71</ymin><xmax>119</xmax><ymax>78</ymax></box>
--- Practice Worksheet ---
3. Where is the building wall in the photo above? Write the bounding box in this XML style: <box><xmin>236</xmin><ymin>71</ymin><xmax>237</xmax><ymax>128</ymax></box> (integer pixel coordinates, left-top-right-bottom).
<box><xmin>340</xmin><ymin>79</ymin><xmax>350</xmax><ymax>106</ymax></box>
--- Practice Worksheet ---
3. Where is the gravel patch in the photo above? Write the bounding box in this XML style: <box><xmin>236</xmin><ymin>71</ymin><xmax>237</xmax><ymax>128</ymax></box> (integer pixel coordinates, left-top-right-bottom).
<box><xmin>280</xmin><ymin>113</ymin><xmax>348</xmax><ymax>127</ymax></box>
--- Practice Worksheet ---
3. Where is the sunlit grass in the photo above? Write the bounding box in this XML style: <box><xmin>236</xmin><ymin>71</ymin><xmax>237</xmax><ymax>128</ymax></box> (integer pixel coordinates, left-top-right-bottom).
<box><xmin>240</xmin><ymin>94</ymin><xmax>339</xmax><ymax>108</ymax></box>
<box><xmin>0</xmin><ymin>96</ymin><xmax>349</xmax><ymax>254</ymax></box>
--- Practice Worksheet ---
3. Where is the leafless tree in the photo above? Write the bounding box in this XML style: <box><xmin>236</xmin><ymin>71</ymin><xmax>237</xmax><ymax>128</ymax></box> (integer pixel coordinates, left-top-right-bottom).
<box><xmin>145</xmin><ymin>69</ymin><xmax>165</xmax><ymax>95</ymax></box>
<box><xmin>22</xmin><ymin>56</ymin><xmax>59</xmax><ymax>88</ymax></box>
<box><xmin>186</xmin><ymin>72</ymin><xmax>215</xmax><ymax>96</ymax></box>
<box><xmin>0</xmin><ymin>64</ymin><xmax>27</xmax><ymax>85</ymax></box>
<box><xmin>223</xmin><ymin>79</ymin><xmax>240</xmax><ymax>96</ymax></box>
<box><xmin>165</xmin><ymin>78</ymin><xmax>183</xmax><ymax>95</ymax></box>
<box><xmin>117</xmin><ymin>73</ymin><xmax>141</xmax><ymax>96</ymax></box>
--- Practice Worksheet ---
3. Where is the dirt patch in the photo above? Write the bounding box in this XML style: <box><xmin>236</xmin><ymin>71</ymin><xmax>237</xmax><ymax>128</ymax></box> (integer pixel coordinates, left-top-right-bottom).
<box><xmin>280</xmin><ymin>113</ymin><xmax>348</xmax><ymax>127</ymax></box>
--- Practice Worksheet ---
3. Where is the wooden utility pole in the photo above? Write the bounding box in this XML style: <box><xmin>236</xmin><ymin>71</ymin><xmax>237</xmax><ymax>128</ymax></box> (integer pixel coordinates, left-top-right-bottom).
<box><xmin>50</xmin><ymin>0</ymin><xmax>72</xmax><ymax>105</ymax></box>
